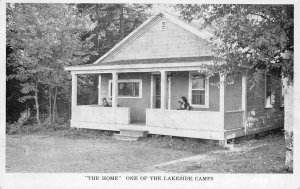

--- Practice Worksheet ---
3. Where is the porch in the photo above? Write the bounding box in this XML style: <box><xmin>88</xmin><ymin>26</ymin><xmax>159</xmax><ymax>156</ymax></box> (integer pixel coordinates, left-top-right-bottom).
<box><xmin>67</xmin><ymin>61</ymin><xmax>248</xmax><ymax>141</ymax></box>
<box><xmin>71</xmin><ymin>105</ymin><xmax>227</xmax><ymax>140</ymax></box>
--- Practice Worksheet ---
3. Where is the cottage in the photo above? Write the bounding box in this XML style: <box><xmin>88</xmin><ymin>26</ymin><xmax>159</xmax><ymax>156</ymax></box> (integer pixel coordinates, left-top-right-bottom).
<box><xmin>65</xmin><ymin>11</ymin><xmax>284</xmax><ymax>144</ymax></box>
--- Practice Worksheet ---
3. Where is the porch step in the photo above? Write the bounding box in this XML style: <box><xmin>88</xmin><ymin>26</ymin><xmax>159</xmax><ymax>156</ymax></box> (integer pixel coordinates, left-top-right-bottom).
<box><xmin>113</xmin><ymin>134</ymin><xmax>142</xmax><ymax>141</ymax></box>
<box><xmin>120</xmin><ymin>129</ymin><xmax>148</xmax><ymax>138</ymax></box>
<box><xmin>114</xmin><ymin>129</ymin><xmax>149</xmax><ymax>141</ymax></box>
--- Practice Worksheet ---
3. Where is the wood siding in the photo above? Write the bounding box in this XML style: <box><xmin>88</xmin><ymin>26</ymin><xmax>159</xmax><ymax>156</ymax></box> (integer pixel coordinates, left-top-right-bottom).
<box><xmin>225</xmin><ymin>74</ymin><xmax>242</xmax><ymax>111</ymax></box>
<box><xmin>105</xmin><ymin>17</ymin><xmax>211</xmax><ymax>62</ymax></box>
<box><xmin>146</xmin><ymin>109</ymin><xmax>223</xmax><ymax>132</ymax></box>
<box><xmin>170</xmin><ymin>72</ymin><xmax>219</xmax><ymax>111</ymax></box>
<box><xmin>246</xmin><ymin>70</ymin><xmax>284</xmax><ymax>133</ymax></box>
<box><xmin>100</xmin><ymin>73</ymin><xmax>151</xmax><ymax>123</ymax></box>
<box><xmin>72</xmin><ymin>106</ymin><xmax>130</xmax><ymax>125</ymax></box>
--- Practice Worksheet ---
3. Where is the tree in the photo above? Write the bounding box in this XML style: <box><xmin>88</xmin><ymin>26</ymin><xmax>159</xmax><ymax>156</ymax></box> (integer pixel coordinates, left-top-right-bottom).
<box><xmin>6</xmin><ymin>45</ymin><xmax>32</xmax><ymax>123</ymax></box>
<box><xmin>7</xmin><ymin>4</ymin><xmax>97</xmax><ymax>124</ymax></box>
<box><xmin>77</xmin><ymin>4</ymin><xmax>152</xmax><ymax>63</ymax></box>
<box><xmin>175</xmin><ymin>4</ymin><xmax>294</xmax><ymax>171</ymax></box>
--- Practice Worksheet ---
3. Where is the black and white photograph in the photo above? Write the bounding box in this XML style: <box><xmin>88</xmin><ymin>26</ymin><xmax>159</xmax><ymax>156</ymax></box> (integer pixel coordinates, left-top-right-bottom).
<box><xmin>1</xmin><ymin>1</ymin><xmax>298</xmax><ymax>188</ymax></box>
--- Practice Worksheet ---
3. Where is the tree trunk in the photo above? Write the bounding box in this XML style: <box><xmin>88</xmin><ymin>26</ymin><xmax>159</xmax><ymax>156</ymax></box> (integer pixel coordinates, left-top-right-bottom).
<box><xmin>52</xmin><ymin>86</ymin><xmax>58</xmax><ymax>124</ymax></box>
<box><xmin>96</xmin><ymin>4</ymin><xmax>100</xmax><ymax>53</ymax></box>
<box><xmin>284</xmin><ymin>80</ymin><xmax>293</xmax><ymax>172</ymax></box>
<box><xmin>48</xmin><ymin>86</ymin><xmax>52</xmax><ymax>124</ymax></box>
<box><xmin>34</xmin><ymin>83</ymin><xmax>41</xmax><ymax>125</ymax></box>
<box><xmin>119</xmin><ymin>5</ymin><xmax>125</xmax><ymax>39</ymax></box>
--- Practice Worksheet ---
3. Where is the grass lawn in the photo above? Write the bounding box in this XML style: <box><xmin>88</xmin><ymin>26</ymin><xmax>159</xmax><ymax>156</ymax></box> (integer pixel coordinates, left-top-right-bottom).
<box><xmin>154</xmin><ymin>131</ymin><xmax>288</xmax><ymax>173</ymax></box>
<box><xmin>5</xmin><ymin>126</ymin><xmax>289</xmax><ymax>173</ymax></box>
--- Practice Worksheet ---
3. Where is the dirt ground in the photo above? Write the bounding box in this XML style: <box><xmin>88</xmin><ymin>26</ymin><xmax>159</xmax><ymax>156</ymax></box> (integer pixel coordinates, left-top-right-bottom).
<box><xmin>6</xmin><ymin>129</ymin><xmax>288</xmax><ymax>173</ymax></box>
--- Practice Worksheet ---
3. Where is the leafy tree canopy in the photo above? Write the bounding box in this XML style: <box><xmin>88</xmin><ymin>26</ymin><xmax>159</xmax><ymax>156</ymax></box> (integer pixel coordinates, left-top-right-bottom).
<box><xmin>176</xmin><ymin>4</ymin><xmax>294</xmax><ymax>82</ymax></box>
<box><xmin>77</xmin><ymin>4</ymin><xmax>152</xmax><ymax>63</ymax></box>
<box><xmin>7</xmin><ymin>3</ymin><xmax>97</xmax><ymax>100</ymax></box>
<box><xmin>6</xmin><ymin>3</ymin><xmax>97</xmax><ymax>124</ymax></box>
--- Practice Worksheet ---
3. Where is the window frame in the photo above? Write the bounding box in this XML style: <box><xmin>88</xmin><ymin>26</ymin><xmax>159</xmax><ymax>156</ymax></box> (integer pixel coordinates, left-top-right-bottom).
<box><xmin>188</xmin><ymin>72</ymin><xmax>209</xmax><ymax>108</ymax></box>
<box><xmin>108</xmin><ymin>79</ymin><xmax>142</xmax><ymax>98</ymax></box>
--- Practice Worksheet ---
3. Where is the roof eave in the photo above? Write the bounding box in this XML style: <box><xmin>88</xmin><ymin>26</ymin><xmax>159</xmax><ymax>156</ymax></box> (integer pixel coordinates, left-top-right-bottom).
<box><xmin>64</xmin><ymin>60</ymin><xmax>214</xmax><ymax>72</ymax></box>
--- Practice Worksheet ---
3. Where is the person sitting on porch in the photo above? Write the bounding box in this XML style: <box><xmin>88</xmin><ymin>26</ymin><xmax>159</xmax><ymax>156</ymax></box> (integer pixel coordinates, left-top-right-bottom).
<box><xmin>177</xmin><ymin>96</ymin><xmax>191</xmax><ymax>110</ymax></box>
<box><xmin>101</xmin><ymin>97</ymin><xmax>111</xmax><ymax>107</ymax></box>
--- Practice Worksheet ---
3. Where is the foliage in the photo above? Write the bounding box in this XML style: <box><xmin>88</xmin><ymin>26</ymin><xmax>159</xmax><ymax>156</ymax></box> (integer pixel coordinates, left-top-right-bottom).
<box><xmin>77</xmin><ymin>4</ymin><xmax>152</xmax><ymax>63</ymax></box>
<box><xmin>6</xmin><ymin>3</ymin><xmax>152</xmax><ymax>125</ymax></box>
<box><xmin>6</xmin><ymin>109</ymin><xmax>31</xmax><ymax>134</ymax></box>
<box><xmin>6</xmin><ymin>3</ymin><xmax>97</xmax><ymax>124</ymax></box>
<box><xmin>6</xmin><ymin>45</ymin><xmax>32</xmax><ymax>123</ymax></box>
<box><xmin>175</xmin><ymin>4</ymin><xmax>294</xmax><ymax>83</ymax></box>
<box><xmin>7</xmin><ymin>3</ymin><xmax>97</xmax><ymax>86</ymax></box>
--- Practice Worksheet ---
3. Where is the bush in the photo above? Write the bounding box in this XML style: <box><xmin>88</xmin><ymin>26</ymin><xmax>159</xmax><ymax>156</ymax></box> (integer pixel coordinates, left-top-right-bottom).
<box><xmin>6</xmin><ymin>123</ymin><xmax>21</xmax><ymax>135</ymax></box>
<box><xmin>6</xmin><ymin>109</ymin><xmax>31</xmax><ymax>135</ymax></box>
<box><xmin>6</xmin><ymin>108</ymin><xmax>71</xmax><ymax>135</ymax></box>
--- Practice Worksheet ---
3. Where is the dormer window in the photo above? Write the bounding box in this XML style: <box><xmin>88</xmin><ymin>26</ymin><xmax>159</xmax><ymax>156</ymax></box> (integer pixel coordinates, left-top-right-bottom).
<box><xmin>161</xmin><ymin>21</ymin><xmax>167</xmax><ymax>30</ymax></box>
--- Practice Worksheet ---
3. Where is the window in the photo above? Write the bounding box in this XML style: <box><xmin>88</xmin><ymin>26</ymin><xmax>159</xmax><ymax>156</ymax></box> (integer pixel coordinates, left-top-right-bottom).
<box><xmin>161</xmin><ymin>20</ymin><xmax>167</xmax><ymax>30</ymax></box>
<box><xmin>265</xmin><ymin>74</ymin><xmax>275</xmax><ymax>108</ymax></box>
<box><xmin>109</xmin><ymin>79</ymin><xmax>142</xmax><ymax>98</ymax></box>
<box><xmin>189</xmin><ymin>72</ymin><xmax>209</xmax><ymax>107</ymax></box>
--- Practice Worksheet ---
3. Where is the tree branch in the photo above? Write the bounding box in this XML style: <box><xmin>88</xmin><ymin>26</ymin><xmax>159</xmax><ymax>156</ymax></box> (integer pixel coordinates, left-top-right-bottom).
<box><xmin>250</xmin><ymin>12</ymin><xmax>275</xmax><ymax>23</ymax></box>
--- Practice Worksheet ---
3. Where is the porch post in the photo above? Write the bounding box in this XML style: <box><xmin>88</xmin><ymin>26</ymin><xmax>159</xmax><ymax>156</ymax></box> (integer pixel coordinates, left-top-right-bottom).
<box><xmin>242</xmin><ymin>71</ymin><xmax>248</xmax><ymax>134</ymax></box>
<box><xmin>219</xmin><ymin>74</ymin><xmax>225</xmax><ymax>126</ymax></box>
<box><xmin>71</xmin><ymin>73</ymin><xmax>77</xmax><ymax>108</ymax></box>
<box><xmin>160</xmin><ymin>70</ymin><xmax>167</xmax><ymax>110</ymax></box>
<box><xmin>168</xmin><ymin>76</ymin><xmax>171</xmax><ymax>110</ymax></box>
<box><xmin>150</xmin><ymin>74</ymin><xmax>155</xmax><ymax>109</ymax></box>
<box><xmin>98</xmin><ymin>75</ymin><xmax>102</xmax><ymax>105</ymax></box>
<box><xmin>112</xmin><ymin>72</ymin><xmax>118</xmax><ymax>108</ymax></box>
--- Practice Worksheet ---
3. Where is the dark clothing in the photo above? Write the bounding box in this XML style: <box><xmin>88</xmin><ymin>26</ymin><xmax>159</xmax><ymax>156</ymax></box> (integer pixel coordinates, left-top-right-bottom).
<box><xmin>177</xmin><ymin>102</ymin><xmax>191</xmax><ymax>110</ymax></box>
<box><xmin>184</xmin><ymin>102</ymin><xmax>191</xmax><ymax>110</ymax></box>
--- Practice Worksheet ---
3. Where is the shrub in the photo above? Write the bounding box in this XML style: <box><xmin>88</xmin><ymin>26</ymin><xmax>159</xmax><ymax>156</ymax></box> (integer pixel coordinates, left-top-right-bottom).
<box><xmin>6</xmin><ymin>123</ymin><xmax>21</xmax><ymax>135</ymax></box>
<box><xmin>6</xmin><ymin>109</ymin><xmax>31</xmax><ymax>135</ymax></box>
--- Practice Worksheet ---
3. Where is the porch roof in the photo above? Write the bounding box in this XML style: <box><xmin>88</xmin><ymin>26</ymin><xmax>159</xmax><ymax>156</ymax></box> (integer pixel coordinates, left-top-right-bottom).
<box><xmin>64</xmin><ymin>56</ymin><xmax>214</xmax><ymax>73</ymax></box>
<box><xmin>70</xmin><ymin>56</ymin><xmax>212</xmax><ymax>67</ymax></box>
<box><xmin>96</xmin><ymin>56</ymin><xmax>213</xmax><ymax>65</ymax></box>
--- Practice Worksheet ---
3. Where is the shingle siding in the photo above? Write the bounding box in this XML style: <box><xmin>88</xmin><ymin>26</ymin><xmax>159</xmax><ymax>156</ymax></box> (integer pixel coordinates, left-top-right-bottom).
<box><xmin>246</xmin><ymin>70</ymin><xmax>284</xmax><ymax>133</ymax></box>
<box><xmin>225</xmin><ymin>74</ymin><xmax>242</xmax><ymax>111</ymax></box>
<box><xmin>105</xmin><ymin>17</ymin><xmax>211</xmax><ymax>62</ymax></box>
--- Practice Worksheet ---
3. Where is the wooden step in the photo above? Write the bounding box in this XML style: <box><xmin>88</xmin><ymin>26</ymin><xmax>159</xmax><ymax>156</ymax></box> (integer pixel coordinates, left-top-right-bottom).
<box><xmin>113</xmin><ymin>134</ymin><xmax>141</xmax><ymax>141</ymax></box>
<box><xmin>119</xmin><ymin>129</ymin><xmax>148</xmax><ymax>138</ymax></box>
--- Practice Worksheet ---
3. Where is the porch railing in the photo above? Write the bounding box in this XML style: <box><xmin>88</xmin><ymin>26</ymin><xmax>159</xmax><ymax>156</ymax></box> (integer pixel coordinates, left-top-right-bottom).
<box><xmin>146</xmin><ymin>109</ymin><xmax>223</xmax><ymax>131</ymax></box>
<box><xmin>72</xmin><ymin>105</ymin><xmax>130</xmax><ymax>125</ymax></box>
